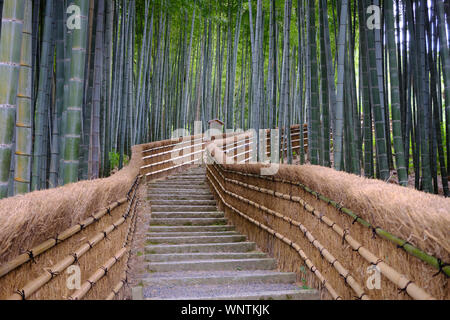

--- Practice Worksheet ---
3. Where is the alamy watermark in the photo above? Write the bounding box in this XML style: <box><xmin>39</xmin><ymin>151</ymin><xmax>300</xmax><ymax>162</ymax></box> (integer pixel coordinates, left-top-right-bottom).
<box><xmin>67</xmin><ymin>5</ymin><xmax>81</xmax><ymax>30</ymax></box>
<box><xmin>366</xmin><ymin>265</ymin><xmax>381</xmax><ymax>290</ymax></box>
<box><xmin>366</xmin><ymin>5</ymin><xmax>381</xmax><ymax>30</ymax></box>
<box><xmin>66</xmin><ymin>265</ymin><xmax>81</xmax><ymax>290</ymax></box>
<box><xmin>170</xmin><ymin>121</ymin><xmax>280</xmax><ymax>176</ymax></box>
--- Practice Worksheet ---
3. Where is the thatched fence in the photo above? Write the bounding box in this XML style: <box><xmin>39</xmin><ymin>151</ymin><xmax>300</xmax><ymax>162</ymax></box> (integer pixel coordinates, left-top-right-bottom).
<box><xmin>205</xmin><ymin>132</ymin><xmax>449</xmax><ymax>300</ymax></box>
<box><xmin>0</xmin><ymin>134</ymin><xmax>210</xmax><ymax>300</ymax></box>
<box><xmin>1</xmin><ymin>127</ymin><xmax>447</xmax><ymax>300</ymax></box>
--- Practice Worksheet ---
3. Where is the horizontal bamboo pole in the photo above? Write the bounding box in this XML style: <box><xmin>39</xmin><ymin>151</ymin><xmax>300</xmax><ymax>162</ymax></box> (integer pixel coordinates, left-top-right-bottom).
<box><xmin>141</xmin><ymin>133</ymin><xmax>205</xmax><ymax>154</ymax></box>
<box><xmin>105</xmin><ymin>272</ymin><xmax>127</xmax><ymax>300</ymax></box>
<box><xmin>144</xmin><ymin>155</ymin><xmax>203</xmax><ymax>178</ymax></box>
<box><xmin>0</xmin><ymin>197</ymin><xmax>127</xmax><ymax>279</ymax></box>
<box><xmin>140</xmin><ymin>148</ymin><xmax>204</xmax><ymax>170</ymax></box>
<box><xmin>210</xmin><ymin>162</ymin><xmax>435</xmax><ymax>300</ymax></box>
<box><xmin>69</xmin><ymin>248</ymin><xmax>129</xmax><ymax>300</ymax></box>
<box><xmin>142</xmin><ymin>141</ymin><xmax>205</xmax><ymax>161</ymax></box>
<box><xmin>7</xmin><ymin>191</ymin><xmax>140</xmax><ymax>300</ymax></box>
<box><xmin>219</xmin><ymin>166</ymin><xmax>450</xmax><ymax>278</ymax></box>
<box><xmin>205</xmin><ymin>161</ymin><xmax>342</xmax><ymax>300</ymax></box>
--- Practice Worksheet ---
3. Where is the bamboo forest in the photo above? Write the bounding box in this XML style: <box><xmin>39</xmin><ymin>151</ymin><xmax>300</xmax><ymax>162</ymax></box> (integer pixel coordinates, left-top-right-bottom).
<box><xmin>1</xmin><ymin>0</ymin><xmax>450</xmax><ymax>198</ymax></box>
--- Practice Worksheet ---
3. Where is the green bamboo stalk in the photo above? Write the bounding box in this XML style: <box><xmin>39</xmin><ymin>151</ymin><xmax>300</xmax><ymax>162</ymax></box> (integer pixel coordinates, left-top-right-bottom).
<box><xmin>363</xmin><ymin>0</ymin><xmax>390</xmax><ymax>181</ymax></box>
<box><xmin>0</xmin><ymin>0</ymin><xmax>25</xmax><ymax>198</ymax></box>
<box><xmin>88</xmin><ymin>0</ymin><xmax>104</xmax><ymax>179</ymax></box>
<box><xmin>13</xmin><ymin>0</ymin><xmax>32</xmax><ymax>195</ymax></box>
<box><xmin>308</xmin><ymin>0</ymin><xmax>319</xmax><ymax>165</ymax></box>
<box><xmin>31</xmin><ymin>0</ymin><xmax>53</xmax><ymax>190</ymax></box>
<box><xmin>358</xmin><ymin>0</ymin><xmax>374</xmax><ymax>178</ymax></box>
<box><xmin>63</xmin><ymin>0</ymin><xmax>89</xmax><ymax>184</ymax></box>
<box><xmin>49</xmin><ymin>0</ymin><xmax>65</xmax><ymax>188</ymax></box>
<box><xmin>319</xmin><ymin>0</ymin><xmax>330</xmax><ymax>167</ymax></box>
<box><xmin>385</xmin><ymin>0</ymin><xmax>408</xmax><ymax>186</ymax></box>
<box><xmin>334</xmin><ymin>0</ymin><xmax>348</xmax><ymax>171</ymax></box>
<box><xmin>437</xmin><ymin>0</ymin><xmax>450</xmax><ymax>183</ymax></box>
<box><xmin>416</xmin><ymin>0</ymin><xmax>432</xmax><ymax>193</ymax></box>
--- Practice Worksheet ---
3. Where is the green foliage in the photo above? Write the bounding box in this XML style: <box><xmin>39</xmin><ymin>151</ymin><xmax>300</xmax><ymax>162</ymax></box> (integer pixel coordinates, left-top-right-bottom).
<box><xmin>109</xmin><ymin>150</ymin><xmax>129</xmax><ymax>172</ymax></box>
<box><xmin>109</xmin><ymin>150</ymin><xmax>120</xmax><ymax>171</ymax></box>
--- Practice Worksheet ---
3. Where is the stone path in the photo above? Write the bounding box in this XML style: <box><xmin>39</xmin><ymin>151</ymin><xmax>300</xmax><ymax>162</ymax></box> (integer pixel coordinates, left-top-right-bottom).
<box><xmin>138</xmin><ymin>166</ymin><xmax>320</xmax><ymax>300</ymax></box>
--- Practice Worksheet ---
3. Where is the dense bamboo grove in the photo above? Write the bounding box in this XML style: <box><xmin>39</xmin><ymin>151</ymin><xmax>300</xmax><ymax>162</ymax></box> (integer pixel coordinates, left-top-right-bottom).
<box><xmin>0</xmin><ymin>0</ymin><xmax>449</xmax><ymax>198</ymax></box>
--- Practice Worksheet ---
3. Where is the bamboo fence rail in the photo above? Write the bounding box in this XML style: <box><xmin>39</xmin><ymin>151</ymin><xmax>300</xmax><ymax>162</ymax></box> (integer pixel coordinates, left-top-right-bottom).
<box><xmin>69</xmin><ymin>247</ymin><xmax>129</xmax><ymax>300</ymax></box>
<box><xmin>105</xmin><ymin>271</ymin><xmax>128</xmax><ymax>300</ymax></box>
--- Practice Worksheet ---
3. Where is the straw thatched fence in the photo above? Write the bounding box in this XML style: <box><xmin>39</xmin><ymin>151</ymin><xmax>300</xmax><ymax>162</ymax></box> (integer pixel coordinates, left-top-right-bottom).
<box><xmin>205</xmin><ymin>132</ymin><xmax>449</xmax><ymax>300</ymax></box>
<box><xmin>0</xmin><ymin>134</ymin><xmax>212</xmax><ymax>300</ymax></box>
<box><xmin>1</xmin><ymin>127</ymin><xmax>447</xmax><ymax>300</ymax></box>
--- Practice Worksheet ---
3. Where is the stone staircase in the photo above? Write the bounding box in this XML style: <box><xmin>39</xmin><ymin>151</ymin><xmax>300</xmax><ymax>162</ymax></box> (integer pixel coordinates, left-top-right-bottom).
<box><xmin>140</xmin><ymin>166</ymin><xmax>320</xmax><ymax>300</ymax></box>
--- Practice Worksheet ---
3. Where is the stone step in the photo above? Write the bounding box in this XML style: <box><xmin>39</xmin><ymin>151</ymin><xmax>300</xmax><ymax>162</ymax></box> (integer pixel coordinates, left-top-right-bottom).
<box><xmin>151</xmin><ymin>205</ymin><xmax>218</xmax><ymax>212</ymax></box>
<box><xmin>150</xmin><ymin>217</ymin><xmax>227</xmax><ymax>226</ymax></box>
<box><xmin>150</xmin><ymin>200</ymin><xmax>217</xmax><ymax>206</ymax></box>
<box><xmin>161</xmin><ymin>180</ymin><xmax>207</xmax><ymax>184</ymax></box>
<box><xmin>166</xmin><ymin>176</ymin><xmax>206</xmax><ymax>180</ymax></box>
<box><xmin>150</xmin><ymin>179</ymin><xmax>208</xmax><ymax>183</ymax></box>
<box><xmin>149</xmin><ymin>189</ymin><xmax>212</xmax><ymax>195</ymax></box>
<box><xmin>148</xmin><ymin>194</ymin><xmax>215</xmax><ymax>201</ymax></box>
<box><xmin>147</xmin><ymin>231</ymin><xmax>239</xmax><ymax>237</ymax></box>
<box><xmin>151</xmin><ymin>212</ymin><xmax>224</xmax><ymax>219</ymax></box>
<box><xmin>139</xmin><ymin>169</ymin><xmax>320</xmax><ymax>301</ymax></box>
<box><xmin>145</xmin><ymin>242</ymin><xmax>256</xmax><ymax>254</ymax></box>
<box><xmin>146</xmin><ymin>258</ymin><xmax>277</xmax><ymax>272</ymax></box>
<box><xmin>142</xmin><ymin>271</ymin><xmax>297</xmax><ymax>286</ymax></box>
<box><xmin>146</xmin><ymin>289</ymin><xmax>320</xmax><ymax>300</ymax></box>
<box><xmin>149</xmin><ymin>184</ymin><xmax>209</xmax><ymax>189</ymax></box>
<box><xmin>175</xmin><ymin>171</ymin><xmax>206</xmax><ymax>175</ymax></box>
<box><xmin>148</xmin><ymin>225</ymin><xmax>235</xmax><ymax>233</ymax></box>
<box><xmin>146</xmin><ymin>235</ymin><xmax>246</xmax><ymax>245</ymax></box>
<box><xmin>145</xmin><ymin>252</ymin><xmax>267</xmax><ymax>262</ymax></box>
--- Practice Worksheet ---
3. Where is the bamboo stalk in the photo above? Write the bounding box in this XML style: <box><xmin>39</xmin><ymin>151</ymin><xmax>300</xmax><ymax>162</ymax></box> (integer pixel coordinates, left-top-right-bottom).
<box><xmin>0</xmin><ymin>0</ymin><xmax>26</xmax><ymax>198</ymax></box>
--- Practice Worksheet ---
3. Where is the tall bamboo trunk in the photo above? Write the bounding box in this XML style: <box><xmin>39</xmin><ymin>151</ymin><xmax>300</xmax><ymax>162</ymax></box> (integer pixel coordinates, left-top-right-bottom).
<box><xmin>49</xmin><ymin>0</ymin><xmax>65</xmax><ymax>188</ymax></box>
<box><xmin>385</xmin><ymin>0</ymin><xmax>408</xmax><ymax>186</ymax></box>
<box><xmin>31</xmin><ymin>0</ymin><xmax>53</xmax><ymax>190</ymax></box>
<box><xmin>13</xmin><ymin>0</ymin><xmax>32</xmax><ymax>195</ymax></box>
<box><xmin>88</xmin><ymin>0</ymin><xmax>104</xmax><ymax>179</ymax></box>
<box><xmin>334</xmin><ymin>0</ymin><xmax>348</xmax><ymax>171</ymax></box>
<box><xmin>0</xmin><ymin>0</ymin><xmax>25</xmax><ymax>198</ymax></box>
<box><xmin>63</xmin><ymin>0</ymin><xmax>89</xmax><ymax>184</ymax></box>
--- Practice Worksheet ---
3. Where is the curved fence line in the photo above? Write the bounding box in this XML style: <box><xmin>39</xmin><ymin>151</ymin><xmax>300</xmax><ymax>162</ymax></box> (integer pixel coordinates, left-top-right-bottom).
<box><xmin>206</xmin><ymin>160</ymin><xmax>342</xmax><ymax>300</ymax></box>
<box><xmin>208</xmin><ymin>161</ymin><xmax>434</xmax><ymax>300</ymax></box>
<box><xmin>205</xmin><ymin>132</ymin><xmax>447</xmax><ymax>299</ymax></box>
<box><xmin>219</xmin><ymin>168</ymin><xmax>450</xmax><ymax>278</ymax></box>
